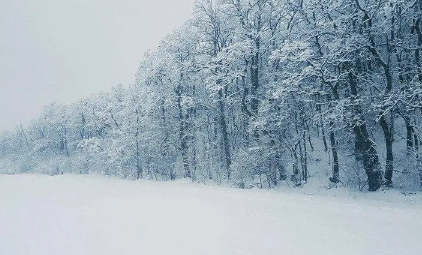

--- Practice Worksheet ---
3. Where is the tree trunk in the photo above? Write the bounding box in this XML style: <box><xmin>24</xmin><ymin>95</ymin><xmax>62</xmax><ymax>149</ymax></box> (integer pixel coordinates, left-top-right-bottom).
<box><xmin>349</xmin><ymin>72</ymin><xmax>383</xmax><ymax>191</ymax></box>
<box><xmin>218</xmin><ymin>88</ymin><xmax>232</xmax><ymax>179</ymax></box>
<box><xmin>321</xmin><ymin>124</ymin><xmax>328</xmax><ymax>152</ymax></box>
<box><xmin>380</xmin><ymin>115</ymin><xmax>394</xmax><ymax>186</ymax></box>
<box><xmin>135</xmin><ymin>109</ymin><xmax>143</xmax><ymax>180</ymax></box>
<box><xmin>292</xmin><ymin>148</ymin><xmax>301</xmax><ymax>187</ymax></box>
<box><xmin>404</xmin><ymin>116</ymin><xmax>414</xmax><ymax>153</ymax></box>
<box><xmin>329</xmin><ymin>121</ymin><xmax>340</xmax><ymax>183</ymax></box>
<box><xmin>176</xmin><ymin>83</ymin><xmax>191</xmax><ymax>179</ymax></box>
<box><xmin>302</xmin><ymin>131</ymin><xmax>308</xmax><ymax>182</ymax></box>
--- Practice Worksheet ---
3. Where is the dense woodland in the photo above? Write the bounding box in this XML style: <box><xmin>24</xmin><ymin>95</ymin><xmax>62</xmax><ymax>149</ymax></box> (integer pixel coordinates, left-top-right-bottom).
<box><xmin>2</xmin><ymin>0</ymin><xmax>422</xmax><ymax>191</ymax></box>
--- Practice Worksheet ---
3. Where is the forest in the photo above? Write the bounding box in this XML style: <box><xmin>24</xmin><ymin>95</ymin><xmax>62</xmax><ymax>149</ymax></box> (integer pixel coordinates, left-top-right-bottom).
<box><xmin>1</xmin><ymin>0</ymin><xmax>422</xmax><ymax>192</ymax></box>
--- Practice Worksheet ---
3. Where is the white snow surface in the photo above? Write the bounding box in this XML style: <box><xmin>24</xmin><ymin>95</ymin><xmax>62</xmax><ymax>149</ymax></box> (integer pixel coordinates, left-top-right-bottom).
<box><xmin>0</xmin><ymin>175</ymin><xmax>421</xmax><ymax>255</ymax></box>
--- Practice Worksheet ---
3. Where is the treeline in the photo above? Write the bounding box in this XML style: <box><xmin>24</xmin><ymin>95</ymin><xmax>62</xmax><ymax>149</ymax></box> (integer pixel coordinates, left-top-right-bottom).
<box><xmin>1</xmin><ymin>0</ymin><xmax>422</xmax><ymax>191</ymax></box>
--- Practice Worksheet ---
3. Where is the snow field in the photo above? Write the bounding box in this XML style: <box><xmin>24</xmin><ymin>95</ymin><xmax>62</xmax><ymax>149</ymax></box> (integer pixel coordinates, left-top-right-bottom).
<box><xmin>0</xmin><ymin>174</ymin><xmax>421</xmax><ymax>255</ymax></box>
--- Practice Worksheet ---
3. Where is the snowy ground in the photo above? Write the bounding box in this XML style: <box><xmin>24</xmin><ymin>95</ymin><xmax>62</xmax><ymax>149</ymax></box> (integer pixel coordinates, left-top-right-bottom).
<box><xmin>0</xmin><ymin>175</ymin><xmax>421</xmax><ymax>255</ymax></box>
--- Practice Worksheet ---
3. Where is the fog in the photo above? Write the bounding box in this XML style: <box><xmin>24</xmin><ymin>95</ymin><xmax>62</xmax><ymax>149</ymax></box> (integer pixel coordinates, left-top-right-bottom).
<box><xmin>0</xmin><ymin>0</ymin><xmax>195</xmax><ymax>132</ymax></box>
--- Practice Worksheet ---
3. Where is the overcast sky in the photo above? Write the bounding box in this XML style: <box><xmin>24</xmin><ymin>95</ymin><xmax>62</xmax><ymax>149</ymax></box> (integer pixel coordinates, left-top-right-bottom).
<box><xmin>0</xmin><ymin>0</ymin><xmax>196</xmax><ymax>132</ymax></box>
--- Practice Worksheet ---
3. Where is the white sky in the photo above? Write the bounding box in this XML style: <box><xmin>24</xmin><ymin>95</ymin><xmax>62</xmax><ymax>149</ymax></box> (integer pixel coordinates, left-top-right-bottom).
<box><xmin>0</xmin><ymin>0</ymin><xmax>196</xmax><ymax>132</ymax></box>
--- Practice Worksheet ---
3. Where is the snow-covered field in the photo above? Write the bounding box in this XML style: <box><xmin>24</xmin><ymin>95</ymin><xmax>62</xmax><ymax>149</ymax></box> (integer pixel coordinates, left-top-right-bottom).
<box><xmin>0</xmin><ymin>175</ymin><xmax>421</xmax><ymax>255</ymax></box>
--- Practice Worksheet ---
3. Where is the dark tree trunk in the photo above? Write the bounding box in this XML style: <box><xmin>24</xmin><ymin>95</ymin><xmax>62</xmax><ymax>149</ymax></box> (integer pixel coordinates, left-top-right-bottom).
<box><xmin>191</xmin><ymin>89</ymin><xmax>198</xmax><ymax>181</ymax></box>
<box><xmin>135</xmin><ymin>109</ymin><xmax>143</xmax><ymax>180</ymax></box>
<box><xmin>354</xmin><ymin>124</ymin><xmax>383</xmax><ymax>191</ymax></box>
<box><xmin>380</xmin><ymin>115</ymin><xmax>394</xmax><ymax>186</ymax></box>
<box><xmin>250</xmin><ymin>52</ymin><xmax>260</xmax><ymax>115</ymax></box>
<box><xmin>321</xmin><ymin>124</ymin><xmax>328</xmax><ymax>152</ymax></box>
<box><xmin>275</xmin><ymin>150</ymin><xmax>286</xmax><ymax>180</ymax></box>
<box><xmin>406</xmin><ymin>120</ymin><xmax>414</xmax><ymax>153</ymax></box>
<box><xmin>329</xmin><ymin>86</ymin><xmax>341</xmax><ymax>183</ymax></box>
<box><xmin>307</xmin><ymin>133</ymin><xmax>314</xmax><ymax>152</ymax></box>
<box><xmin>218</xmin><ymin>88</ymin><xmax>232</xmax><ymax>179</ymax></box>
<box><xmin>292</xmin><ymin>148</ymin><xmax>301</xmax><ymax>187</ymax></box>
<box><xmin>349</xmin><ymin>72</ymin><xmax>383</xmax><ymax>191</ymax></box>
<box><xmin>366</xmin><ymin>29</ymin><xmax>395</xmax><ymax>186</ymax></box>
<box><xmin>378</xmin><ymin>62</ymin><xmax>394</xmax><ymax>186</ymax></box>
<box><xmin>176</xmin><ymin>83</ymin><xmax>191</xmax><ymax>179</ymax></box>
<box><xmin>250</xmin><ymin>12</ymin><xmax>261</xmax><ymax>116</ymax></box>
<box><xmin>302</xmin><ymin>131</ymin><xmax>308</xmax><ymax>182</ymax></box>
<box><xmin>329</xmin><ymin>121</ymin><xmax>340</xmax><ymax>183</ymax></box>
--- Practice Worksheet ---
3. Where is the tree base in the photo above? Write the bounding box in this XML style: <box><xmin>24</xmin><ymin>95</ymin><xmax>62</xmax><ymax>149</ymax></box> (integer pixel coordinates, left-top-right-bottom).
<box><xmin>383</xmin><ymin>180</ymin><xmax>393</xmax><ymax>188</ymax></box>
<box><xmin>329</xmin><ymin>177</ymin><xmax>340</xmax><ymax>184</ymax></box>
